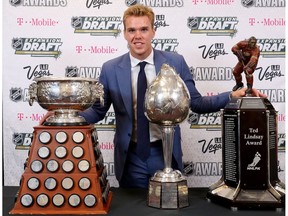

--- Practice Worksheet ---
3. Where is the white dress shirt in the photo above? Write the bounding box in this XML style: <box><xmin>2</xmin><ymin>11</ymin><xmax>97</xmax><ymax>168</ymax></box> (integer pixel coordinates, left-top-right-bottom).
<box><xmin>130</xmin><ymin>50</ymin><xmax>162</xmax><ymax>143</ymax></box>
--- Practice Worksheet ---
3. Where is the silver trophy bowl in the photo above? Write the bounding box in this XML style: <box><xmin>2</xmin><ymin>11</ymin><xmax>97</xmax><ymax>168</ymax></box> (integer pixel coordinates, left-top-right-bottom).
<box><xmin>145</xmin><ymin>64</ymin><xmax>190</xmax><ymax>209</ymax></box>
<box><xmin>144</xmin><ymin>64</ymin><xmax>190</xmax><ymax>125</ymax></box>
<box><xmin>28</xmin><ymin>77</ymin><xmax>104</xmax><ymax>125</ymax></box>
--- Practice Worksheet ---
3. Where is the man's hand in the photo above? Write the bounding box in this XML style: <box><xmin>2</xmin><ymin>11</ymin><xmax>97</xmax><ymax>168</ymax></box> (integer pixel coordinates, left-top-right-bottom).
<box><xmin>230</xmin><ymin>88</ymin><xmax>267</xmax><ymax>98</ymax></box>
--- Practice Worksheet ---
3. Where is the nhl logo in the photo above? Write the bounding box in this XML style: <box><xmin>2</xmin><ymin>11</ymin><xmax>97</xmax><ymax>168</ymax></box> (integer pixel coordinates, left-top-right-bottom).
<box><xmin>183</xmin><ymin>161</ymin><xmax>194</xmax><ymax>175</ymax></box>
<box><xmin>125</xmin><ymin>0</ymin><xmax>138</xmax><ymax>6</ymax></box>
<box><xmin>10</xmin><ymin>88</ymin><xmax>23</xmax><ymax>102</ymax></box>
<box><xmin>241</xmin><ymin>0</ymin><xmax>254</xmax><ymax>7</ymax></box>
<box><xmin>65</xmin><ymin>66</ymin><xmax>79</xmax><ymax>77</ymax></box>
<box><xmin>187</xmin><ymin>17</ymin><xmax>198</xmax><ymax>29</ymax></box>
<box><xmin>10</xmin><ymin>0</ymin><xmax>22</xmax><ymax>6</ymax></box>
<box><xmin>12</xmin><ymin>38</ymin><xmax>23</xmax><ymax>50</ymax></box>
<box><xmin>187</xmin><ymin>112</ymin><xmax>199</xmax><ymax>125</ymax></box>
<box><xmin>13</xmin><ymin>133</ymin><xmax>23</xmax><ymax>146</ymax></box>
<box><xmin>71</xmin><ymin>17</ymin><xmax>83</xmax><ymax>29</ymax></box>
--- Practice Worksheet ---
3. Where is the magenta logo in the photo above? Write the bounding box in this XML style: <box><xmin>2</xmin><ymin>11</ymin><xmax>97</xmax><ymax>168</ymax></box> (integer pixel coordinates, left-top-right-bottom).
<box><xmin>75</xmin><ymin>45</ymin><xmax>117</xmax><ymax>54</ymax></box>
<box><xmin>17</xmin><ymin>112</ymin><xmax>45</xmax><ymax>122</ymax></box>
<box><xmin>16</xmin><ymin>17</ymin><xmax>59</xmax><ymax>26</ymax></box>
<box><xmin>192</xmin><ymin>0</ymin><xmax>235</xmax><ymax>5</ymax></box>
<box><xmin>249</xmin><ymin>17</ymin><xmax>285</xmax><ymax>26</ymax></box>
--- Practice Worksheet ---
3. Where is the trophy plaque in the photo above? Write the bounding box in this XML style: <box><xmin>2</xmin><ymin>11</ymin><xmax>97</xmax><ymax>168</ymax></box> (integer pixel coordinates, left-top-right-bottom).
<box><xmin>207</xmin><ymin>97</ymin><xmax>285</xmax><ymax>210</ymax></box>
<box><xmin>145</xmin><ymin>64</ymin><xmax>190</xmax><ymax>209</ymax></box>
<box><xmin>10</xmin><ymin>77</ymin><xmax>112</xmax><ymax>215</ymax></box>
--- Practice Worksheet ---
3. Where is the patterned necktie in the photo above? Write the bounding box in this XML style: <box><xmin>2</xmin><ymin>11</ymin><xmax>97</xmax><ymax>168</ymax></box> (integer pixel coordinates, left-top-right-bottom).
<box><xmin>136</xmin><ymin>61</ymin><xmax>150</xmax><ymax>161</ymax></box>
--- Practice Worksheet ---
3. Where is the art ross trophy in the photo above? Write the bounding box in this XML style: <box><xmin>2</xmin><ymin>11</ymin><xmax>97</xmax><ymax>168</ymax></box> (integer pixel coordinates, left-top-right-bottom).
<box><xmin>145</xmin><ymin>64</ymin><xmax>190</xmax><ymax>209</ymax></box>
<box><xmin>10</xmin><ymin>77</ymin><xmax>112</xmax><ymax>215</ymax></box>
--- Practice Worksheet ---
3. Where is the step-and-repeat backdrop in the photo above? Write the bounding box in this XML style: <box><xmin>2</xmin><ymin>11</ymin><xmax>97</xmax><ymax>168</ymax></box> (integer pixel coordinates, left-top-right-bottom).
<box><xmin>3</xmin><ymin>0</ymin><xmax>285</xmax><ymax>187</ymax></box>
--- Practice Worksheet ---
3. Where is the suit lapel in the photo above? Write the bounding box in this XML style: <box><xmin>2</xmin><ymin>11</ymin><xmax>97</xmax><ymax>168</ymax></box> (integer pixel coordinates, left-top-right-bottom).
<box><xmin>115</xmin><ymin>50</ymin><xmax>168</xmax><ymax>121</ymax></box>
<box><xmin>154</xmin><ymin>49</ymin><xmax>167</xmax><ymax>75</ymax></box>
<box><xmin>116</xmin><ymin>54</ymin><xmax>133</xmax><ymax>121</ymax></box>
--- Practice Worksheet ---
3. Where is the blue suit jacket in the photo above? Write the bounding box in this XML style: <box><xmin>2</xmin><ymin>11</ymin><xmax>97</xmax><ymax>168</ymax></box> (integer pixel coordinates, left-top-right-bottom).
<box><xmin>80</xmin><ymin>49</ymin><xmax>230</xmax><ymax>181</ymax></box>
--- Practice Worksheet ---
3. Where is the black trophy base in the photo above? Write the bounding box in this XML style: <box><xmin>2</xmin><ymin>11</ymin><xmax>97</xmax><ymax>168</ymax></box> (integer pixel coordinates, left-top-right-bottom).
<box><xmin>207</xmin><ymin>183</ymin><xmax>285</xmax><ymax>211</ymax></box>
<box><xmin>147</xmin><ymin>179</ymin><xmax>189</xmax><ymax>209</ymax></box>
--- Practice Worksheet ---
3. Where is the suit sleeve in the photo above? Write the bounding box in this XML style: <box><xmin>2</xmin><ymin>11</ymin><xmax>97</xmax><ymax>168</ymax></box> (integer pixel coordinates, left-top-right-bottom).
<box><xmin>177</xmin><ymin>55</ymin><xmax>230</xmax><ymax>113</ymax></box>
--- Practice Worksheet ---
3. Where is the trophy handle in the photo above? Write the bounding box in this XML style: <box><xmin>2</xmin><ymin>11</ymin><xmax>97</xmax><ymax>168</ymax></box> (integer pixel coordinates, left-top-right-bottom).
<box><xmin>28</xmin><ymin>82</ymin><xmax>37</xmax><ymax>106</ymax></box>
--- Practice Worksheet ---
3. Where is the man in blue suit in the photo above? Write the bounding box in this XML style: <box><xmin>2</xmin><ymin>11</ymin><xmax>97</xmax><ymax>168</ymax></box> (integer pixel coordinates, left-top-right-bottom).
<box><xmin>80</xmin><ymin>4</ymin><xmax>264</xmax><ymax>188</ymax></box>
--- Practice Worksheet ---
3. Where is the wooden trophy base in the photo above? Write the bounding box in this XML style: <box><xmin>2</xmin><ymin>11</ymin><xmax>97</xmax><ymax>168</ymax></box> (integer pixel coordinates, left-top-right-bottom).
<box><xmin>10</xmin><ymin>124</ymin><xmax>112</xmax><ymax>215</ymax></box>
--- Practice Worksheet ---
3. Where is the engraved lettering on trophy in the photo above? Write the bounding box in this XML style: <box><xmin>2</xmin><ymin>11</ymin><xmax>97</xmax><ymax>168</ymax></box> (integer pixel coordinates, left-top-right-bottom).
<box><xmin>244</xmin><ymin>128</ymin><xmax>264</xmax><ymax>145</ymax></box>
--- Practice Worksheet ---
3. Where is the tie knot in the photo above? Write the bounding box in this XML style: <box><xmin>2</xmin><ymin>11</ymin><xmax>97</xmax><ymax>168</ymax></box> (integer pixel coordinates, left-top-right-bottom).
<box><xmin>139</xmin><ymin>61</ymin><xmax>147</xmax><ymax>71</ymax></box>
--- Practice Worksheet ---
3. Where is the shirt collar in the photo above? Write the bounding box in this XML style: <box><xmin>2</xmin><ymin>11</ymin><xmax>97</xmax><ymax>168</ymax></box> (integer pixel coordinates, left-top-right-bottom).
<box><xmin>130</xmin><ymin>49</ymin><xmax>154</xmax><ymax>67</ymax></box>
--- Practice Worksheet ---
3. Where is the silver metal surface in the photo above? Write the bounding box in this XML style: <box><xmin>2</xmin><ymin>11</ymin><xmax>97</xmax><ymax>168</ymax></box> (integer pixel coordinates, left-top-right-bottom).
<box><xmin>55</xmin><ymin>131</ymin><xmax>68</xmax><ymax>143</ymax></box>
<box><xmin>30</xmin><ymin>160</ymin><xmax>43</xmax><ymax>173</ymax></box>
<box><xmin>84</xmin><ymin>194</ymin><xmax>97</xmax><ymax>207</ymax></box>
<box><xmin>62</xmin><ymin>160</ymin><xmax>74</xmax><ymax>173</ymax></box>
<box><xmin>38</xmin><ymin>146</ymin><xmax>50</xmax><ymax>159</ymax></box>
<box><xmin>145</xmin><ymin>64</ymin><xmax>190</xmax><ymax>125</ymax></box>
<box><xmin>55</xmin><ymin>146</ymin><xmax>67</xmax><ymax>159</ymax></box>
<box><xmin>72</xmin><ymin>131</ymin><xmax>84</xmax><ymax>143</ymax></box>
<box><xmin>44</xmin><ymin>177</ymin><xmax>57</xmax><ymax>190</ymax></box>
<box><xmin>72</xmin><ymin>146</ymin><xmax>84</xmax><ymax>158</ymax></box>
<box><xmin>38</xmin><ymin>131</ymin><xmax>51</xmax><ymax>144</ymax></box>
<box><xmin>145</xmin><ymin>64</ymin><xmax>190</xmax><ymax>181</ymax></box>
<box><xmin>36</xmin><ymin>194</ymin><xmax>49</xmax><ymax>207</ymax></box>
<box><xmin>46</xmin><ymin>159</ymin><xmax>59</xmax><ymax>172</ymax></box>
<box><xmin>68</xmin><ymin>194</ymin><xmax>81</xmax><ymax>207</ymax></box>
<box><xmin>152</xmin><ymin>169</ymin><xmax>185</xmax><ymax>183</ymax></box>
<box><xmin>61</xmin><ymin>177</ymin><xmax>74</xmax><ymax>190</ymax></box>
<box><xmin>20</xmin><ymin>194</ymin><xmax>33</xmax><ymax>207</ymax></box>
<box><xmin>27</xmin><ymin>177</ymin><xmax>40</xmax><ymax>190</ymax></box>
<box><xmin>145</xmin><ymin>64</ymin><xmax>190</xmax><ymax>208</ymax></box>
<box><xmin>28</xmin><ymin>77</ymin><xmax>104</xmax><ymax>124</ymax></box>
<box><xmin>78</xmin><ymin>177</ymin><xmax>91</xmax><ymax>190</ymax></box>
<box><xmin>52</xmin><ymin>194</ymin><xmax>65</xmax><ymax>207</ymax></box>
<box><xmin>78</xmin><ymin>160</ymin><xmax>90</xmax><ymax>172</ymax></box>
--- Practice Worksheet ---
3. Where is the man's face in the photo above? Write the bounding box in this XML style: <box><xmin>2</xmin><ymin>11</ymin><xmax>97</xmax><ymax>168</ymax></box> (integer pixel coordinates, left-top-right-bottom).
<box><xmin>248</xmin><ymin>39</ymin><xmax>256</xmax><ymax>48</ymax></box>
<box><xmin>124</xmin><ymin>15</ymin><xmax>155</xmax><ymax>60</ymax></box>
